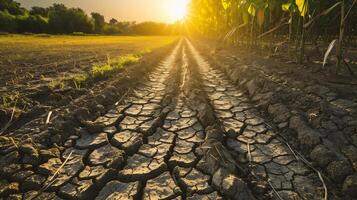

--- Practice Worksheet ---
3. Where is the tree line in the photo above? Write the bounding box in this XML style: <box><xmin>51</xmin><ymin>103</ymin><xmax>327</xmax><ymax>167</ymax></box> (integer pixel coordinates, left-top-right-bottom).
<box><xmin>0</xmin><ymin>0</ymin><xmax>181</xmax><ymax>35</ymax></box>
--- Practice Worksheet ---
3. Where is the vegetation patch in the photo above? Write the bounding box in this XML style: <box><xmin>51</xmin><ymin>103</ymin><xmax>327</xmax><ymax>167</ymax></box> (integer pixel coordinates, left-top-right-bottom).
<box><xmin>48</xmin><ymin>53</ymin><xmax>142</xmax><ymax>90</ymax></box>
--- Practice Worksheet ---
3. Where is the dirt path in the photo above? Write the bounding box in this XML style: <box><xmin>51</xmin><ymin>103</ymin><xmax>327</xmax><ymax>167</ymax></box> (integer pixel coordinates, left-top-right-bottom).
<box><xmin>0</xmin><ymin>39</ymin><xmax>343</xmax><ymax>200</ymax></box>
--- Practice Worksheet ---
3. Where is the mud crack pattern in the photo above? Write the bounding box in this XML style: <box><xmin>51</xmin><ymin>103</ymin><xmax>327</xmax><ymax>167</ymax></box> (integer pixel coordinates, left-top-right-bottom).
<box><xmin>0</xmin><ymin>39</ymin><xmax>328</xmax><ymax>200</ymax></box>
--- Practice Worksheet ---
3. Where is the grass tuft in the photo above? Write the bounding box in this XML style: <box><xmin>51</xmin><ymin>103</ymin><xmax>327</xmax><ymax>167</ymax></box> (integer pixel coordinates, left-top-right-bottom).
<box><xmin>90</xmin><ymin>54</ymin><xmax>141</xmax><ymax>79</ymax></box>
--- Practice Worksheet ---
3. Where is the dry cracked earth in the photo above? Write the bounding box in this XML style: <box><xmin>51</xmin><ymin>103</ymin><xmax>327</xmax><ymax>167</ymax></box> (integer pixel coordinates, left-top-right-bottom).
<box><xmin>0</xmin><ymin>39</ymin><xmax>353</xmax><ymax>200</ymax></box>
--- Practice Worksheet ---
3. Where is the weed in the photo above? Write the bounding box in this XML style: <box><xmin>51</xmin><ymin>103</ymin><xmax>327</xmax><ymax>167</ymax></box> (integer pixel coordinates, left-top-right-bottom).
<box><xmin>48</xmin><ymin>79</ymin><xmax>65</xmax><ymax>89</ymax></box>
<box><xmin>72</xmin><ymin>74</ymin><xmax>87</xmax><ymax>89</ymax></box>
<box><xmin>90</xmin><ymin>54</ymin><xmax>141</xmax><ymax>79</ymax></box>
<box><xmin>91</xmin><ymin>64</ymin><xmax>114</xmax><ymax>78</ymax></box>
<box><xmin>1</xmin><ymin>92</ymin><xmax>19</xmax><ymax>109</ymax></box>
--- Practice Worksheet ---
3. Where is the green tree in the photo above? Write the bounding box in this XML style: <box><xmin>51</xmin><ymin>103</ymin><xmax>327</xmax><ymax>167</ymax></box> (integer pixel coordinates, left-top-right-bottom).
<box><xmin>0</xmin><ymin>0</ymin><xmax>25</xmax><ymax>15</ymax></box>
<box><xmin>91</xmin><ymin>12</ymin><xmax>105</xmax><ymax>33</ymax></box>
<box><xmin>109</xmin><ymin>18</ymin><xmax>118</xmax><ymax>25</ymax></box>
<box><xmin>16</xmin><ymin>14</ymin><xmax>48</xmax><ymax>33</ymax></box>
<box><xmin>30</xmin><ymin>6</ymin><xmax>49</xmax><ymax>17</ymax></box>
<box><xmin>48</xmin><ymin>4</ymin><xmax>93</xmax><ymax>34</ymax></box>
<box><xmin>0</xmin><ymin>10</ymin><xmax>17</xmax><ymax>32</ymax></box>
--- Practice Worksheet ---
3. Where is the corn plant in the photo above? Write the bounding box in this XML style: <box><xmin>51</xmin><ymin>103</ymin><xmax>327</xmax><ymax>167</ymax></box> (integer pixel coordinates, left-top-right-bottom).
<box><xmin>187</xmin><ymin>0</ymin><xmax>356</xmax><ymax>75</ymax></box>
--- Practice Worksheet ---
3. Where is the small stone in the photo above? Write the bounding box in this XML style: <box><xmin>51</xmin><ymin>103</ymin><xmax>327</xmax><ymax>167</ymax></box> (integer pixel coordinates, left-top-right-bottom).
<box><xmin>19</xmin><ymin>144</ymin><xmax>39</xmax><ymax>165</ymax></box>
<box><xmin>327</xmin><ymin>160</ymin><xmax>353</xmax><ymax>183</ymax></box>
<box><xmin>297</xmin><ymin>128</ymin><xmax>320</xmax><ymax>150</ymax></box>
<box><xmin>212</xmin><ymin>168</ymin><xmax>255</xmax><ymax>199</ymax></box>
<box><xmin>343</xmin><ymin>174</ymin><xmax>357</xmax><ymax>198</ymax></box>
<box><xmin>310</xmin><ymin>145</ymin><xmax>336</xmax><ymax>167</ymax></box>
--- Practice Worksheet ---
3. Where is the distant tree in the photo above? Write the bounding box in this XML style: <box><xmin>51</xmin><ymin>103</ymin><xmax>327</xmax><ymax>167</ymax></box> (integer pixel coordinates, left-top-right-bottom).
<box><xmin>17</xmin><ymin>14</ymin><xmax>48</xmax><ymax>33</ymax></box>
<box><xmin>91</xmin><ymin>12</ymin><xmax>105</xmax><ymax>33</ymax></box>
<box><xmin>0</xmin><ymin>10</ymin><xmax>17</xmax><ymax>32</ymax></box>
<box><xmin>109</xmin><ymin>18</ymin><xmax>118</xmax><ymax>25</ymax></box>
<box><xmin>30</xmin><ymin>6</ymin><xmax>48</xmax><ymax>17</ymax></box>
<box><xmin>48</xmin><ymin>4</ymin><xmax>93</xmax><ymax>34</ymax></box>
<box><xmin>131</xmin><ymin>22</ymin><xmax>170</xmax><ymax>35</ymax></box>
<box><xmin>0</xmin><ymin>0</ymin><xmax>25</xmax><ymax>15</ymax></box>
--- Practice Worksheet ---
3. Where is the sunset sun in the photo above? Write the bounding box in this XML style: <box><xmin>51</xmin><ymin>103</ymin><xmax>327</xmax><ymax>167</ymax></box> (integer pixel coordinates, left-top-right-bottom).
<box><xmin>169</xmin><ymin>0</ymin><xmax>189</xmax><ymax>22</ymax></box>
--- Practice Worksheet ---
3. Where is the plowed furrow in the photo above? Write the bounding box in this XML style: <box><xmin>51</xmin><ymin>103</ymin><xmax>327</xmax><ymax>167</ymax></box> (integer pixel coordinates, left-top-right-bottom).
<box><xmin>186</xmin><ymin>39</ymin><xmax>325</xmax><ymax>200</ymax></box>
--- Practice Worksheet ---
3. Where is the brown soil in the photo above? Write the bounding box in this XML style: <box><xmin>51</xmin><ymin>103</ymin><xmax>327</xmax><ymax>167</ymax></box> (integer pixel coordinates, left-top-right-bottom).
<box><xmin>0</xmin><ymin>38</ymin><xmax>356</xmax><ymax>200</ymax></box>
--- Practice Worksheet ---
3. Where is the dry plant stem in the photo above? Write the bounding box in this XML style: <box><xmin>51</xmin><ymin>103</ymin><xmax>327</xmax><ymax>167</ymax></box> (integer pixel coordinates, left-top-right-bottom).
<box><xmin>267</xmin><ymin>180</ymin><xmax>284</xmax><ymax>200</ymax></box>
<box><xmin>0</xmin><ymin>99</ymin><xmax>17</xmax><ymax>135</ymax></box>
<box><xmin>247</xmin><ymin>141</ymin><xmax>252</xmax><ymax>165</ymax></box>
<box><xmin>45</xmin><ymin>111</ymin><xmax>53</xmax><ymax>125</ymax></box>
<box><xmin>336</xmin><ymin>0</ymin><xmax>345</xmax><ymax>73</ymax></box>
<box><xmin>294</xmin><ymin>150</ymin><xmax>328</xmax><ymax>200</ymax></box>
<box><xmin>33</xmin><ymin>150</ymin><xmax>74</xmax><ymax>199</ymax></box>
<box><xmin>9</xmin><ymin>137</ymin><xmax>18</xmax><ymax>149</ymax></box>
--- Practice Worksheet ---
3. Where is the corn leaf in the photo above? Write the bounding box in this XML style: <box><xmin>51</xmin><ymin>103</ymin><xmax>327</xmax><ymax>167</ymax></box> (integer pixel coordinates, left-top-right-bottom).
<box><xmin>222</xmin><ymin>0</ymin><xmax>230</xmax><ymax>10</ymax></box>
<box><xmin>248</xmin><ymin>4</ymin><xmax>256</xmax><ymax>16</ymax></box>
<box><xmin>282</xmin><ymin>3</ymin><xmax>291</xmax><ymax>11</ymax></box>
<box><xmin>296</xmin><ymin>0</ymin><xmax>308</xmax><ymax>16</ymax></box>
<box><xmin>323</xmin><ymin>39</ymin><xmax>337</xmax><ymax>69</ymax></box>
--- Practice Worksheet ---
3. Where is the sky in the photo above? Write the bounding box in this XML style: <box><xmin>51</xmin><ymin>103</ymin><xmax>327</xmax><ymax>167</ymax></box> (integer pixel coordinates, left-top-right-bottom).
<box><xmin>17</xmin><ymin>0</ymin><xmax>190</xmax><ymax>23</ymax></box>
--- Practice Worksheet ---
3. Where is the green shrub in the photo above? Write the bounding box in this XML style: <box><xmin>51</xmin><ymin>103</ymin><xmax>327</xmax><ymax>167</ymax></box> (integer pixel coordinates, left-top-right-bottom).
<box><xmin>0</xmin><ymin>10</ymin><xmax>17</xmax><ymax>32</ymax></box>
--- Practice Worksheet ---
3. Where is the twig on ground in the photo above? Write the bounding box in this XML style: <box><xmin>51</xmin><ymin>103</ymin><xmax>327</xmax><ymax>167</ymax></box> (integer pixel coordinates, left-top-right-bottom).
<box><xmin>33</xmin><ymin>150</ymin><xmax>73</xmax><ymax>199</ymax></box>
<box><xmin>294</xmin><ymin>150</ymin><xmax>328</xmax><ymax>200</ymax></box>
<box><xmin>318</xmin><ymin>171</ymin><xmax>328</xmax><ymax>200</ymax></box>
<box><xmin>267</xmin><ymin>179</ymin><xmax>284</xmax><ymax>200</ymax></box>
<box><xmin>45</xmin><ymin>111</ymin><xmax>53</xmax><ymax>125</ymax></box>
<box><xmin>0</xmin><ymin>99</ymin><xmax>17</xmax><ymax>135</ymax></box>
<box><xmin>283</xmin><ymin>140</ymin><xmax>300</xmax><ymax>161</ymax></box>
<box><xmin>214</xmin><ymin>145</ymin><xmax>227</xmax><ymax>164</ymax></box>
<box><xmin>115</xmin><ymin>88</ymin><xmax>131</xmax><ymax>106</ymax></box>
<box><xmin>247</xmin><ymin>141</ymin><xmax>252</xmax><ymax>166</ymax></box>
<box><xmin>9</xmin><ymin>137</ymin><xmax>18</xmax><ymax>149</ymax></box>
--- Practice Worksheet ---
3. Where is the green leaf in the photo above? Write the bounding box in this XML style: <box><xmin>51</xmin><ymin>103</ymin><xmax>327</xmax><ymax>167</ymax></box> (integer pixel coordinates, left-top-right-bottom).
<box><xmin>282</xmin><ymin>3</ymin><xmax>291</xmax><ymax>12</ymax></box>
<box><xmin>296</xmin><ymin>0</ymin><xmax>308</xmax><ymax>16</ymax></box>
<box><xmin>222</xmin><ymin>0</ymin><xmax>231</xmax><ymax>10</ymax></box>
<box><xmin>248</xmin><ymin>4</ymin><xmax>256</xmax><ymax>16</ymax></box>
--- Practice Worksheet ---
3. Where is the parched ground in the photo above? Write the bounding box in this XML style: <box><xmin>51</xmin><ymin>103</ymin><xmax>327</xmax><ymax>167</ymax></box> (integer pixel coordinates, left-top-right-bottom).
<box><xmin>0</xmin><ymin>38</ymin><xmax>356</xmax><ymax>200</ymax></box>
<box><xmin>0</xmin><ymin>35</ymin><xmax>177</xmax><ymax>131</ymax></box>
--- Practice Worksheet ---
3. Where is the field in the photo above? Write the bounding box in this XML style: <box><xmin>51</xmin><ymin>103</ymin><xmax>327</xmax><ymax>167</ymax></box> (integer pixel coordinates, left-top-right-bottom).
<box><xmin>0</xmin><ymin>35</ymin><xmax>178</xmax><ymax>128</ymax></box>
<box><xmin>0</xmin><ymin>35</ymin><xmax>177</xmax><ymax>87</ymax></box>
<box><xmin>0</xmin><ymin>37</ymin><xmax>355</xmax><ymax>200</ymax></box>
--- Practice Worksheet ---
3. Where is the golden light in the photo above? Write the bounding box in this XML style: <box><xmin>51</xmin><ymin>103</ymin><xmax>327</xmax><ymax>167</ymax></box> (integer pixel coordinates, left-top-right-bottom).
<box><xmin>168</xmin><ymin>0</ymin><xmax>190</xmax><ymax>22</ymax></box>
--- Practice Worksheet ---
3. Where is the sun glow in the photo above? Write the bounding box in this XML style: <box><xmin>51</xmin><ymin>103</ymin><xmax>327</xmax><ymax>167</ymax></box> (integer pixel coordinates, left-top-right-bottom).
<box><xmin>168</xmin><ymin>0</ymin><xmax>189</xmax><ymax>22</ymax></box>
